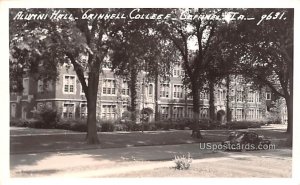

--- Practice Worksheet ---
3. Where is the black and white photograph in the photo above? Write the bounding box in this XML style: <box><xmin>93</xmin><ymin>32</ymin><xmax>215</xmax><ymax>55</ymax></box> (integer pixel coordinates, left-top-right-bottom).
<box><xmin>2</xmin><ymin>3</ymin><xmax>299</xmax><ymax>184</ymax></box>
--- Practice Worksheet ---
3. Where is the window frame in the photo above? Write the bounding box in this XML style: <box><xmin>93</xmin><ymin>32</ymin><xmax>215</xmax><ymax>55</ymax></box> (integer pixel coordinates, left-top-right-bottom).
<box><xmin>63</xmin><ymin>75</ymin><xmax>76</xmax><ymax>95</ymax></box>
<box><xmin>62</xmin><ymin>102</ymin><xmax>76</xmax><ymax>119</ymax></box>
<box><xmin>22</xmin><ymin>78</ymin><xmax>29</xmax><ymax>95</ymax></box>
<box><xmin>102</xmin><ymin>78</ymin><xmax>117</xmax><ymax>96</ymax></box>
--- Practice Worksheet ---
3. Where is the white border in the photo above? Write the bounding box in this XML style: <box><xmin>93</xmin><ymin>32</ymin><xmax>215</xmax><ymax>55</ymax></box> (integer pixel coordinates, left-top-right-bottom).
<box><xmin>1</xmin><ymin>1</ymin><xmax>300</xmax><ymax>185</ymax></box>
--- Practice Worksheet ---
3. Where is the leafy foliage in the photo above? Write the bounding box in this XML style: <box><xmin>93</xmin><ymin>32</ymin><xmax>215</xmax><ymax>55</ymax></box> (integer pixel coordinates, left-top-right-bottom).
<box><xmin>173</xmin><ymin>153</ymin><xmax>192</xmax><ymax>170</ymax></box>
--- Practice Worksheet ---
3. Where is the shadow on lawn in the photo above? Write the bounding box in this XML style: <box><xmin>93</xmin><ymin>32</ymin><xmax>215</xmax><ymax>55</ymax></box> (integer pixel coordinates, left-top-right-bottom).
<box><xmin>10</xmin><ymin>126</ymin><xmax>291</xmax><ymax>176</ymax></box>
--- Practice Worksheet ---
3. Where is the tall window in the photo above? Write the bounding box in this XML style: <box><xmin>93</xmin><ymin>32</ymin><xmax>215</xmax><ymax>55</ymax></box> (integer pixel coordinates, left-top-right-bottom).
<box><xmin>256</xmin><ymin>92</ymin><xmax>260</xmax><ymax>102</ymax></box>
<box><xmin>11</xmin><ymin>103</ymin><xmax>16</xmax><ymax>118</ymax></box>
<box><xmin>63</xmin><ymin>75</ymin><xmax>76</xmax><ymax>94</ymax></box>
<box><xmin>62</xmin><ymin>103</ymin><xmax>75</xmax><ymax>119</ymax></box>
<box><xmin>236</xmin><ymin>90</ymin><xmax>243</xmax><ymax>102</ymax></box>
<box><xmin>236</xmin><ymin>108</ymin><xmax>244</xmax><ymax>120</ymax></box>
<box><xmin>102</xmin><ymin>105</ymin><xmax>116</xmax><ymax>119</ymax></box>
<box><xmin>148</xmin><ymin>84</ymin><xmax>153</xmax><ymax>96</ymax></box>
<box><xmin>173</xmin><ymin>84</ymin><xmax>183</xmax><ymax>99</ymax></box>
<box><xmin>248</xmin><ymin>109</ymin><xmax>255</xmax><ymax>119</ymax></box>
<box><xmin>23</xmin><ymin>78</ymin><xmax>29</xmax><ymax>95</ymax></box>
<box><xmin>160</xmin><ymin>106</ymin><xmax>169</xmax><ymax>119</ymax></box>
<box><xmin>121</xmin><ymin>81</ymin><xmax>129</xmax><ymax>96</ymax></box>
<box><xmin>80</xmin><ymin>103</ymin><xmax>88</xmax><ymax>119</ymax></box>
<box><xmin>248</xmin><ymin>91</ymin><xmax>254</xmax><ymax>103</ymax></box>
<box><xmin>173</xmin><ymin>106</ymin><xmax>184</xmax><ymax>118</ymax></box>
<box><xmin>103</xmin><ymin>79</ymin><xmax>116</xmax><ymax>95</ymax></box>
<box><xmin>160</xmin><ymin>83</ymin><xmax>170</xmax><ymax>98</ymax></box>
<box><xmin>187</xmin><ymin>107</ymin><xmax>193</xmax><ymax>118</ymax></box>
<box><xmin>256</xmin><ymin>109</ymin><xmax>261</xmax><ymax>119</ymax></box>
<box><xmin>266</xmin><ymin>92</ymin><xmax>271</xmax><ymax>100</ymax></box>
<box><xmin>200</xmin><ymin>107</ymin><xmax>208</xmax><ymax>118</ymax></box>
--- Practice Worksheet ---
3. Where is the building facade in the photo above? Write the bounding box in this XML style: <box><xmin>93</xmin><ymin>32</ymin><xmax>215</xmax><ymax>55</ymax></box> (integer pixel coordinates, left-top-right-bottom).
<box><xmin>10</xmin><ymin>63</ymin><xmax>286</xmax><ymax>124</ymax></box>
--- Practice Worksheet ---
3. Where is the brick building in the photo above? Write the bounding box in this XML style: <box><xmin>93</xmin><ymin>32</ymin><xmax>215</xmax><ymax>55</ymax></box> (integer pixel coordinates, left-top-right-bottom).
<box><xmin>10</xmin><ymin>63</ymin><xmax>286</xmax><ymax>124</ymax></box>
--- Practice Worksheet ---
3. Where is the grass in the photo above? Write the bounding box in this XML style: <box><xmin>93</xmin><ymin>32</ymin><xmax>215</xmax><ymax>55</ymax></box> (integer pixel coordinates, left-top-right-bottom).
<box><xmin>102</xmin><ymin>154</ymin><xmax>292</xmax><ymax>178</ymax></box>
<box><xmin>10</xmin><ymin>125</ymin><xmax>290</xmax><ymax>154</ymax></box>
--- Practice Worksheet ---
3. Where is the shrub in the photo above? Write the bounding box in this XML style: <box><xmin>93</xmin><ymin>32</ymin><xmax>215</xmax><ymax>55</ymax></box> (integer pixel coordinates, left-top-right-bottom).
<box><xmin>173</xmin><ymin>153</ymin><xmax>192</xmax><ymax>170</ymax></box>
<box><xmin>227</xmin><ymin>121</ymin><xmax>263</xmax><ymax>129</ymax></box>
<box><xmin>100</xmin><ymin>120</ymin><xmax>115</xmax><ymax>132</ymax></box>
<box><xmin>56</xmin><ymin>120</ymin><xmax>72</xmax><ymax>130</ymax></box>
<box><xmin>69</xmin><ymin>120</ymin><xmax>87</xmax><ymax>132</ymax></box>
<box><xmin>172</xmin><ymin>118</ymin><xmax>191</xmax><ymax>130</ymax></box>
<box><xmin>55</xmin><ymin>119</ymin><xmax>87</xmax><ymax>132</ymax></box>
<box><xmin>10</xmin><ymin>119</ymin><xmax>26</xmax><ymax>127</ymax></box>
<box><xmin>27</xmin><ymin>119</ymin><xmax>46</xmax><ymax>128</ymax></box>
<box><xmin>114</xmin><ymin>123</ymin><xmax>128</xmax><ymax>131</ymax></box>
<box><xmin>154</xmin><ymin>120</ymin><xmax>172</xmax><ymax>130</ymax></box>
<box><xmin>39</xmin><ymin>109</ymin><xmax>59</xmax><ymax>123</ymax></box>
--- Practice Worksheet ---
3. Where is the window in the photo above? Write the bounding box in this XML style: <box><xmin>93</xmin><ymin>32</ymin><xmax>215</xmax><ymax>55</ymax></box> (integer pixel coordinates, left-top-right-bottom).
<box><xmin>62</xmin><ymin>103</ymin><xmax>75</xmax><ymax>119</ymax></box>
<box><xmin>256</xmin><ymin>92</ymin><xmax>260</xmax><ymax>102</ymax></box>
<box><xmin>256</xmin><ymin>109</ymin><xmax>260</xmax><ymax>119</ymax></box>
<box><xmin>11</xmin><ymin>103</ymin><xmax>16</xmax><ymax>118</ymax></box>
<box><xmin>200</xmin><ymin>91</ymin><xmax>209</xmax><ymax>100</ymax></box>
<box><xmin>236</xmin><ymin>90</ymin><xmax>243</xmax><ymax>102</ymax></box>
<box><xmin>121</xmin><ymin>81</ymin><xmax>129</xmax><ymax>96</ymax></box>
<box><xmin>103</xmin><ymin>79</ymin><xmax>116</xmax><ymax>95</ymax></box>
<box><xmin>37</xmin><ymin>102</ymin><xmax>45</xmax><ymax>111</ymax></box>
<box><xmin>103</xmin><ymin>61</ymin><xmax>112</xmax><ymax>70</ymax></box>
<box><xmin>218</xmin><ymin>90</ymin><xmax>224</xmax><ymax>101</ymax></box>
<box><xmin>248</xmin><ymin>91</ymin><xmax>254</xmax><ymax>103</ymax></box>
<box><xmin>102</xmin><ymin>105</ymin><xmax>116</xmax><ymax>119</ymax></box>
<box><xmin>148</xmin><ymin>84</ymin><xmax>153</xmax><ymax>96</ymax></box>
<box><xmin>187</xmin><ymin>107</ymin><xmax>193</xmax><ymax>118</ymax></box>
<box><xmin>173</xmin><ymin>69</ymin><xmax>180</xmax><ymax>77</ymax></box>
<box><xmin>173</xmin><ymin>84</ymin><xmax>183</xmax><ymax>99</ymax></box>
<box><xmin>81</xmin><ymin>76</ymin><xmax>88</xmax><ymax>94</ymax></box>
<box><xmin>266</xmin><ymin>92</ymin><xmax>271</xmax><ymax>100</ymax></box>
<box><xmin>22</xmin><ymin>105</ymin><xmax>27</xmax><ymax>119</ymax></box>
<box><xmin>248</xmin><ymin>109</ymin><xmax>255</xmax><ymax>119</ymax></box>
<box><xmin>236</xmin><ymin>108</ymin><xmax>244</xmax><ymax>120</ymax></box>
<box><xmin>173</xmin><ymin>106</ymin><xmax>184</xmax><ymax>118</ymax></box>
<box><xmin>63</xmin><ymin>75</ymin><xmax>76</xmax><ymax>94</ymax></box>
<box><xmin>46</xmin><ymin>102</ymin><xmax>52</xmax><ymax>109</ymax></box>
<box><xmin>23</xmin><ymin>78</ymin><xmax>29</xmax><ymax>95</ymax></box>
<box><xmin>160</xmin><ymin>106</ymin><xmax>169</xmax><ymax>119</ymax></box>
<box><xmin>173</xmin><ymin>64</ymin><xmax>185</xmax><ymax>77</ymax></box>
<box><xmin>160</xmin><ymin>83</ymin><xmax>170</xmax><ymax>98</ymax></box>
<box><xmin>200</xmin><ymin>107</ymin><xmax>208</xmax><ymax>118</ymax></box>
<box><xmin>80</xmin><ymin>103</ymin><xmax>88</xmax><ymax>119</ymax></box>
<box><xmin>38</xmin><ymin>80</ymin><xmax>53</xmax><ymax>93</ymax></box>
<box><xmin>186</xmin><ymin>89</ymin><xmax>193</xmax><ymax>100</ymax></box>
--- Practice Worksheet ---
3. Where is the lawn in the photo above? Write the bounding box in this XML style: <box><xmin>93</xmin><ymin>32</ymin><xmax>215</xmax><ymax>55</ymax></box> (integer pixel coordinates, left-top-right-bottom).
<box><xmin>10</xmin><ymin>125</ymin><xmax>289</xmax><ymax>154</ymax></box>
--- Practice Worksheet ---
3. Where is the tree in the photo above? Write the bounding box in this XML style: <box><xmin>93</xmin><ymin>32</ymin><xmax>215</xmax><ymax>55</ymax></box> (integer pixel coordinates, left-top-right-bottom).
<box><xmin>9</xmin><ymin>8</ymin><xmax>123</xmax><ymax>144</ymax></box>
<box><xmin>110</xmin><ymin>13</ymin><xmax>177</xmax><ymax>122</ymax></box>
<box><xmin>234</xmin><ymin>9</ymin><xmax>293</xmax><ymax>139</ymax></box>
<box><xmin>158</xmin><ymin>8</ymin><xmax>225</xmax><ymax>138</ymax></box>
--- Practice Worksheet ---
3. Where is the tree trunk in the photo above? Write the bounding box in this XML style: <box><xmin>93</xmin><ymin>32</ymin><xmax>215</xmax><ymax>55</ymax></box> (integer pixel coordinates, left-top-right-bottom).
<box><xmin>285</xmin><ymin>95</ymin><xmax>293</xmax><ymax>145</ymax></box>
<box><xmin>226</xmin><ymin>75</ymin><xmax>231</xmax><ymax>123</ymax></box>
<box><xmin>154</xmin><ymin>72</ymin><xmax>159</xmax><ymax>121</ymax></box>
<box><xmin>129</xmin><ymin>68</ymin><xmax>137</xmax><ymax>122</ymax></box>
<box><xmin>191</xmin><ymin>80</ymin><xmax>202</xmax><ymax>139</ymax></box>
<box><xmin>208</xmin><ymin>79</ymin><xmax>215</xmax><ymax>120</ymax></box>
<box><xmin>86</xmin><ymin>60</ymin><xmax>101</xmax><ymax>144</ymax></box>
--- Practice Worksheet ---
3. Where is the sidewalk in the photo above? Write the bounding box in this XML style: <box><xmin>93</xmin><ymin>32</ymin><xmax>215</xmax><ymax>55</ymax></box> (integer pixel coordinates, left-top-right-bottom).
<box><xmin>10</xmin><ymin>143</ymin><xmax>292</xmax><ymax>177</ymax></box>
